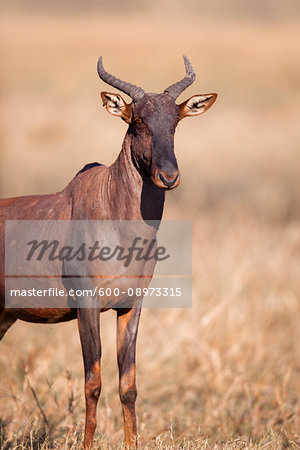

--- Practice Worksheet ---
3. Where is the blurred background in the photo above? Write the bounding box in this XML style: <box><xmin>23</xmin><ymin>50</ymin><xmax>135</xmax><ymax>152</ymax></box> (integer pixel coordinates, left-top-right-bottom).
<box><xmin>0</xmin><ymin>1</ymin><xmax>299</xmax><ymax>448</ymax></box>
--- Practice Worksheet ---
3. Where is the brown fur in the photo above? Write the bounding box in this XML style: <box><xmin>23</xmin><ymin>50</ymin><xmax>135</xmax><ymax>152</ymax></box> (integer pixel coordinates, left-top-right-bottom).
<box><xmin>0</xmin><ymin>131</ymin><xmax>164</xmax><ymax>448</ymax></box>
<box><xmin>0</xmin><ymin>72</ymin><xmax>217</xmax><ymax>447</ymax></box>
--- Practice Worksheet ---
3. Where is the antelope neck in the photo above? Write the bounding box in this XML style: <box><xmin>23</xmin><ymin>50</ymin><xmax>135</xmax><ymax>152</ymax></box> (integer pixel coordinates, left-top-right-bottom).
<box><xmin>108</xmin><ymin>133</ymin><xmax>165</xmax><ymax>221</ymax></box>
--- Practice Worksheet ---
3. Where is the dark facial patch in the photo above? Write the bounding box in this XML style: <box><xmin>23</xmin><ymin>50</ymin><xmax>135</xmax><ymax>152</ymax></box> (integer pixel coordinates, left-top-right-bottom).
<box><xmin>129</xmin><ymin>94</ymin><xmax>181</xmax><ymax>185</ymax></box>
<box><xmin>133</xmin><ymin>94</ymin><xmax>180</xmax><ymax>131</ymax></box>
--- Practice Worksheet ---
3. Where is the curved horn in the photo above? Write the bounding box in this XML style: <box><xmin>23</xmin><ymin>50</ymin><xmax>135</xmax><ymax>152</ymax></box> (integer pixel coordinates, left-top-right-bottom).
<box><xmin>97</xmin><ymin>56</ymin><xmax>145</xmax><ymax>102</ymax></box>
<box><xmin>164</xmin><ymin>55</ymin><xmax>196</xmax><ymax>99</ymax></box>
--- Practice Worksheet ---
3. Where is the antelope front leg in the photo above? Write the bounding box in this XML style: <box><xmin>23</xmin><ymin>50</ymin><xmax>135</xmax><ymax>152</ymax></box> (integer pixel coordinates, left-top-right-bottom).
<box><xmin>77</xmin><ymin>303</ymin><xmax>101</xmax><ymax>449</ymax></box>
<box><xmin>116</xmin><ymin>304</ymin><xmax>142</xmax><ymax>447</ymax></box>
<box><xmin>0</xmin><ymin>311</ymin><xmax>16</xmax><ymax>341</ymax></box>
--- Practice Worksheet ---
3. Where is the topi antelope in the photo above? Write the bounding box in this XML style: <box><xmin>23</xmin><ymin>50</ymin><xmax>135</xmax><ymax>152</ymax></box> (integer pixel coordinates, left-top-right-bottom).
<box><xmin>0</xmin><ymin>56</ymin><xmax>217</xmax><ymax>448</ymax></box>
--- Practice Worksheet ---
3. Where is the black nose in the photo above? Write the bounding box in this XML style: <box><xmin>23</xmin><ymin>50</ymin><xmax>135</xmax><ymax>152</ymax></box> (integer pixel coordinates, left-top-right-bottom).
<box><xmin>158</xmin><ymin>172</ymin><xmax>179</xmax><ymax>187</ymax></box>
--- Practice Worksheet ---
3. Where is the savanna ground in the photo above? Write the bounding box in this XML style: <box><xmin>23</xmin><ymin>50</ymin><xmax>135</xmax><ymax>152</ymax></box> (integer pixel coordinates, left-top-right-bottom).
<box><xmin>0</xmin><ymin>2</ymin><xmax>300</xmax><ymax>448</ymax></box>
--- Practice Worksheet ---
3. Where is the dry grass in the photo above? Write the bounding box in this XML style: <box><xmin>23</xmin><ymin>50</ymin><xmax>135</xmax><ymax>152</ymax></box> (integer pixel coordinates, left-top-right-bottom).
<box><xmin>0</xmin><ymin>6</ymin><xmax>300</xmax><ymax>449</ymax></box>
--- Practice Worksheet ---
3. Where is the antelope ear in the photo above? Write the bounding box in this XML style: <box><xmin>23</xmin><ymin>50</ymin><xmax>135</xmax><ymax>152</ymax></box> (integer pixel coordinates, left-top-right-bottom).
<box><xmin>179</xmin><ymin>94</ymin><xmax>217</xmax><ymax>119</ymax></box>
<box><xmin>100</xmin><ymin>92</ymin><xmax>132</xmax><ymax>123</ymax></box>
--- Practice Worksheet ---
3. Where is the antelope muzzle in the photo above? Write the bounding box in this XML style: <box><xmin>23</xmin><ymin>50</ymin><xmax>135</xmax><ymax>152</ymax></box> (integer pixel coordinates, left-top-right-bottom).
<box><xmin>153</xmin><ymin>168</ymin><xmax>180</xmax><ymax>190</ymax></box>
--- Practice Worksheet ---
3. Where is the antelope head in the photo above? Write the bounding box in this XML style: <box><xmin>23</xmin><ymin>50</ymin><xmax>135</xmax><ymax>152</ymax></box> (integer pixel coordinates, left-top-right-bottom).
<box><xmin>98</xmin><ymin>56</ymin><xmax>217</xmax><ymax>190</ymax></box>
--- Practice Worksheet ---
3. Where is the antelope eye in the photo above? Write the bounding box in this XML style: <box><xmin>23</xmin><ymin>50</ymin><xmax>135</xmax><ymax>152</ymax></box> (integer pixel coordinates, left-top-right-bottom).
<box><xmin>134</xmin><ymin>118</ymin><xmax>143</xmax><ymax>125</ymax></box>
